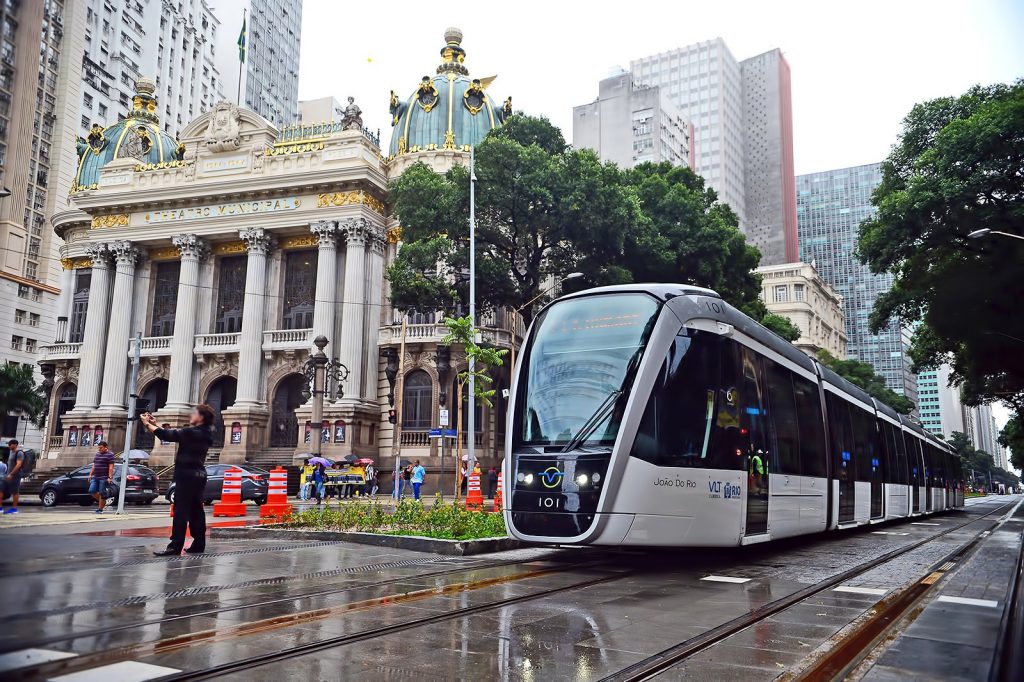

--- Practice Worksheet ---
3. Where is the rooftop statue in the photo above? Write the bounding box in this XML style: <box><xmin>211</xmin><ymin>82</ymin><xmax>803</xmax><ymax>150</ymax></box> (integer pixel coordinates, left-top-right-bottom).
<box><xmin>342</xmin><ymin>96</ymin><xmax>363</xmax><ymax>131</ymax></box>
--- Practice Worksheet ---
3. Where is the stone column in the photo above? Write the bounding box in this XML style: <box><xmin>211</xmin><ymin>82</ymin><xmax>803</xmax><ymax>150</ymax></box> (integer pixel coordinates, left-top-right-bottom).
<box><xmin>164</xmin><ymin>234</ymin><xmax>209</xmax><ymax>411</ymax></box>
<box><xmin>74</xmin><ymin>243</ymin><xmax>112</xmax><ymax>411</ymax></box>
<box><xmin>55</xmin><ymin>265</ymin><xmax>74</xmax><ymax>342</ymax></box>
<box><xmin>310</xmin><ymin>220</ymin><xmax>339</xmax><ymax>358</ymax></box>
<box><xmin>363</xmin><ymin>228</ymin><xmax>386</xmax><ymax>399</ymax></box>
<box><xmin>236</xmin><ymin>228</ymin><xmax>275</xmax><ymax>406</ymax></box>
<box><xmin>98</xmin><ymin>241</ymin><xmax>140</xmax><ymax>410</ymax></box>
<box><xmin>338</xmin><ymin>218</ymin><xmax>368</xmax><ymax>401</ymax></box>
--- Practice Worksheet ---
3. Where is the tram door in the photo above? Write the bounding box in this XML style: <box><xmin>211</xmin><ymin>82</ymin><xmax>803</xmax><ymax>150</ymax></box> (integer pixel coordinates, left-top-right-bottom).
<box><xmin>828</xmin><ymin>394</ymin><xmax>856</xmax><ymax>524</ymax></box>
<box><xmin>911</xmin><ymin>442</ymin><xmax>922</xmax><ymax>513</ymax></box>
<box><xmin>924</xmin><ymin>447</ymin><xmax>934</xmax><ymax>512</ymax></box>
<box><xmin>735</xmin><ymin>345</ymin><xmax>769</xmax><ymax>536</ymax></box>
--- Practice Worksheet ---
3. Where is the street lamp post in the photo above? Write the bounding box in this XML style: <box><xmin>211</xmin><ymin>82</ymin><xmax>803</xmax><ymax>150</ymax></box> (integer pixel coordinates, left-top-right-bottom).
<box><xmin>968</xmin><ymin>228</ymin><xmax>1024</xmax><ymax>242</ymax></box>
<box><xmin>301</xmin><ymin>336</ymin><xmax>348</xmax><ymax>457</ymax></box>
<box><xmin>468</xmin><ymin>148</ymin><xmax>477</xmax><ymax>476</ymax></box>
<box><xmin>435</xmin><ymin>345</ymin><xmax>451</xmax><ymax>497</ymax></box>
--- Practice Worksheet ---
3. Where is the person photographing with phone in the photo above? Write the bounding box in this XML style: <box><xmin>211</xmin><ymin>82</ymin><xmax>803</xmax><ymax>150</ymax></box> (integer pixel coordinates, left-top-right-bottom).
<box><xmin>140</xmin><ymin>404</ymin><xmax>216</xmax><ymax>556</ymax></box>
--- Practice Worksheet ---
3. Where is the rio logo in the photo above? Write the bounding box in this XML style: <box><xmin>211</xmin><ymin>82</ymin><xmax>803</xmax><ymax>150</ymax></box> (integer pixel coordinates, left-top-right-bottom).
<box><xmin>708</xmin><ymin>481</ymin><xmax>742</xmax><ymax>500</ymax></box>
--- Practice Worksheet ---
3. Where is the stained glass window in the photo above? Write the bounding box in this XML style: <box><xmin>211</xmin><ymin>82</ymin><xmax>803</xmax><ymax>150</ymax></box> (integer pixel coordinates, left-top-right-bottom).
<box><xmin>68</xmin><ymin>271</ymin><xmax>91</xmax><ymax>343</ymax></box>
<box><xmin>281</xmin><ymin>250</ymin><xmax>316</xmax><ymax>329</ymax></box>
<box><xmin>150</xmin><ymin>261</ymin><xmax>180</xmax><ymax>337</ymax></box>
<box><xmin>215</xmin><ymin>256</ymin><xmax>247</xmax><ymax>334</ymax></box>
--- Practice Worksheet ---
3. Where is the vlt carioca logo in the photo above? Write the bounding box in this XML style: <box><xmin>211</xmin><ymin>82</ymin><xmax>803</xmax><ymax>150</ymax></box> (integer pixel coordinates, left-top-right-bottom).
<box><xmin>540</xmin><ymin>467</ymin><xmax>564</xmax><ymax>489</ymax></box>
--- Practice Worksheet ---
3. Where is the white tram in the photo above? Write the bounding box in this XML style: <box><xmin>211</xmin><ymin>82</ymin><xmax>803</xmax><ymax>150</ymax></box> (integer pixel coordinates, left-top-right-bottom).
<box><xmin>503</xmin><ymin>285</ymin><xmax>964</xmax><ymax>547</ymax></box>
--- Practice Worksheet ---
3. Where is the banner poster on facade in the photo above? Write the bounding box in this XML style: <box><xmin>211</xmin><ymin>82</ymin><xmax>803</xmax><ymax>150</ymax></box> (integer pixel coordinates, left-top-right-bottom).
<box><xmin>334</xmin><ymin>420</ymin><xmax>346</xmax><ymax>443</ymax></box>
<box><xmin>68</xmin><ymin>426</ymin><xmax>78</xmax><ymax>447</ymax></box>
<box><xmin>230</xmin><ymin>423</ymin><xmax>242</xmax><ymax>445</ymax></box>
<box><xmin>94</xmin><ymin>426</ymin><xmax>104</xmax><ymax>444</ymax></box>
<box><xmin>81</xmin><ymin>427</ymin><xmax>92</xmax><ymax>447</ymax></box>
<box><xmin>304</xmin><ymin>422</ymin><xmax>312</xmax><ymax>444</ymax></box>
<box><xmin>321</xmin><ymin>420</ymin><xmax>330</xmax><ymax>444</ymax></box>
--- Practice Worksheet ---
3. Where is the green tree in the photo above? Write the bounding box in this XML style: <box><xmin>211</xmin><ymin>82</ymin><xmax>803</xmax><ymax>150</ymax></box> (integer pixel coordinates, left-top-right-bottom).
<box><xmin>999</xmin><ymin>415</ymin><xmax>1024</xmax><ymax>472</ymax></box>
<box><xmin>387</xmin><ymin>115</ymin><xmax>640</xmax><ymax>325</ymax></box>
<box><xmin>620</xmin><ymin>162</ymin><xmax>766</xmax><ymax>319</ymax></box>
<box><xmin>857</xmin><ymin>80</ymin><xmax>1024</xmax><ymax>437</ymax></box>
<box><xmin>816</xmin><ymin>350</ymin><xmax>915</xmax><ymax>414</ymax></box>
<box><xmin>761</xmin><ymin>313</ymin><xmax>802</xmax><ymax>342</ymax></box>
<box><xmin>440</xmin><ymin>315</ymin><xmax>508</xmax><ymax>408</ymax></box>
<box><xmin>0</xmin><ymin>364</ymin><xmax>45</xmax><ymax>428</ymax></box>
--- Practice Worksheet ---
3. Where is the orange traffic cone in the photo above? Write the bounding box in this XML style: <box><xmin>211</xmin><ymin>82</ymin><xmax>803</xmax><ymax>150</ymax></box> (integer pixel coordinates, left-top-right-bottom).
<box><xmin>465</xmin><ymin>472</ymin><xmax>484</xmax><ymax>511</ymax></box>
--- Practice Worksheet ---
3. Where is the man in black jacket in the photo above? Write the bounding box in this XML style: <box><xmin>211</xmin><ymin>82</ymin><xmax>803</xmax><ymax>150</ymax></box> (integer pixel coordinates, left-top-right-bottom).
<box><xmin>141</xmin><ymin>404</ymin><xmax>216</xmax><ymax>556</ymax></box>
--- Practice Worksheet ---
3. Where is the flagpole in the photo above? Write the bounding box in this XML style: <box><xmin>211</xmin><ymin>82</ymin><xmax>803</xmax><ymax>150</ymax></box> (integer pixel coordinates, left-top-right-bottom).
<box><xmin>236</xmin><ymin>8</ymin><xmax>246</xmax><ymax>105</ymax></box>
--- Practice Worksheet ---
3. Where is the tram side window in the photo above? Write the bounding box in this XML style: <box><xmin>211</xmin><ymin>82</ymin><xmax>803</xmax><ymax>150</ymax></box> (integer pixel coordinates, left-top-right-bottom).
<box><xmin>733</xmin><ymin>342</ymin><xmax>772</xmax><ymax>473</ymax></box>
<box><xmin>793</xmin><ymin>376</ymin><xmax>827</xmax><ymax>478</ymax></box>
<box><xmin>889</xmin><ymin>425</ymin><xmax>909</xmax><ymax>485</ymax></box>
<box><xmin>630</xmin><ymin>332</ymin><xmax>739</xmax><ymax>470</ymax></box>
<box><xmin>850</xmin><ymin>406</ymin><xmax>881</xmax><ymax>482</ymax></box>
<box><xmin>764</xmin><ymin>359</ymin><xmax>800</xmax><ymax>476</ymax></box>
<box><xmin>826</xmin><ymin>393</ymin><xmax>856</xmax><ymax>481</ymax></box>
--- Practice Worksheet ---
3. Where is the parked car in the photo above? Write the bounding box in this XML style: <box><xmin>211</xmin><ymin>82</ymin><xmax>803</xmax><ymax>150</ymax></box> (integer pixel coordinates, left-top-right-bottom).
<box><xmin>165</xmin><ymin>464</ymin><xmax>269</xmax><ymax>505</ymax></box>
<box><xmin>39</xmin><ymin>464</ymin><xmax>159</xmax><ymax>507</ymax></box>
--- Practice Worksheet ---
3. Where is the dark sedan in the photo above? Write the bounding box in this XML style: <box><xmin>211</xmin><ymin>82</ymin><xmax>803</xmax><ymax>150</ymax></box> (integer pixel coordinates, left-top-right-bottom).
<box><xmin>165</xmin><ymin>464</ymin><xmax>269</xmax><ymax>505</ymax></box>
<box><xmin>39</xmin><ymin>464</ymin><xmax>159</xmax><ymax>507</ymax></box>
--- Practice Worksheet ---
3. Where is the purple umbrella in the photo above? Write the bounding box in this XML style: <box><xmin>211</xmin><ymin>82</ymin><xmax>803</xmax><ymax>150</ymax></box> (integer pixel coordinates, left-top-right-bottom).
<box><xmin>307</xmin><ymin>456</ymin><xmax>332</xmax><ymax>467</ymax></box>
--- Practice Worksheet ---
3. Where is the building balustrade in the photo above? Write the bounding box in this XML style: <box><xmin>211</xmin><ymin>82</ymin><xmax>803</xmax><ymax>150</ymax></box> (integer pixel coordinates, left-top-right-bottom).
<box><xmin>48</xmin><ymin>435</ymin><xmax>64</xmax><ymax>449</ymax></box>
<box><xmin>194</xmin><ymin>332</ymin><xmax>240</xmax><ymax>355</ymax></box>
<box><xmin>138</xmin><ymin>335</ymin><xmax>172</xmax><ymax>356</ymax></box>
<box><xmin>262</xmin><ymin>328</ymin><xmax>313</xmax><ymax>353</ymax></box>
<box><xmin>38</xmin><ymin>342</ymin><xmax>82</xmax><ymax>361</ymax></box>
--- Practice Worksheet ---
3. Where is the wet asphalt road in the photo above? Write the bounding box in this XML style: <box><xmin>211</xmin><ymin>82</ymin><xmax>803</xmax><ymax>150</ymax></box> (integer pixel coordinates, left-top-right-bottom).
<box><xmin>0</xmin><ymin>496</ymin><xmax>1017</xmax><ymax>681</ymax></box>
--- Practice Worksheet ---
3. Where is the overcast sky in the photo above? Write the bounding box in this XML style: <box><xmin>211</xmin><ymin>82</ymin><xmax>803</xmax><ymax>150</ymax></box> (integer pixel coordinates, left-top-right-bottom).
<box><xmin>296</xmin><ymin>0</ymin><xmax>1023</xmax><ymax>449</ymax></box>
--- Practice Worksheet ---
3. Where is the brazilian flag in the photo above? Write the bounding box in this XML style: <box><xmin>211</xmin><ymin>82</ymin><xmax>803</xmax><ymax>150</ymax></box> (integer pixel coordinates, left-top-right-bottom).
<box><xmin>237</xmin><ymin>16</ymin><xmax>247</xmax><ymax>62</ymax></box>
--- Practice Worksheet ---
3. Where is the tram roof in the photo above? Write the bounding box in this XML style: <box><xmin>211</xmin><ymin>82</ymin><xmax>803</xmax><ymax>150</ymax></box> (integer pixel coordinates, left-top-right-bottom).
<box><xmin>556</xmin><ymin>283</ymin><xmax>722</xmax><ymax>302</ymax></box>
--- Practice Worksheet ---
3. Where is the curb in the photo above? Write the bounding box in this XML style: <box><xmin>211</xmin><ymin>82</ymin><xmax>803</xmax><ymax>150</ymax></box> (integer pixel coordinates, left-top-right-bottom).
<box><xmin>209</xmin><ymin>526</ymin><xmax>526</xmax><ymax>556</ymax></box>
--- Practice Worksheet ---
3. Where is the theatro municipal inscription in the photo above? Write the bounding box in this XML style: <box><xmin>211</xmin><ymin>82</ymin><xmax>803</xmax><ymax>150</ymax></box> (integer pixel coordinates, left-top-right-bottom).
<box><xmin>143</xmin><ymin>197</ymin><xmax>301</xmax><ymax>224</ymax></box>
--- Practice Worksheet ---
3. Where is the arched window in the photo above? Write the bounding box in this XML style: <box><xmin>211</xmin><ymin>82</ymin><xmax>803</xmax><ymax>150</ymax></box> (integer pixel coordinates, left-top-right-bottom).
<box><xmin>402</xmin><ymin>370</ymin><xmax>433</xmax><ymax>429</ymax></box>
<box><xmin>55</xmin><ymin>384</ymin><xmax>77</xmax><ymax>436</ymax></box>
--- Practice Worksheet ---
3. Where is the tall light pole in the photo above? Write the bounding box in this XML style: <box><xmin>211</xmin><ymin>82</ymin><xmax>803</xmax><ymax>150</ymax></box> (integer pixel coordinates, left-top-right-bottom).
<box><xmin>301</xmin><ymin>336</ymin><xmax>347</xmax><ymax>457</ymax></box>
<box><xmin>968</xmin><ymin>228</ymin><xmax>1024</xmax><ymax>242</ymax></box>
<box><xmin>468</xmin><ymin>147</ymin><xmax>477</xmax><ymax>475</ymax></box>
<box><xmin>116</xmin><ymin>332</ymin><xmax>142</xmax><ymax>514</ymax></box>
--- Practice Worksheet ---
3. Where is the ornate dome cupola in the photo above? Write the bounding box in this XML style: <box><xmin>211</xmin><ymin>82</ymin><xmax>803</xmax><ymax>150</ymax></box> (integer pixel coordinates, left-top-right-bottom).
<box><xmin>72</xmin><ymin>77</ymin><xmax>185</xmax><ymax>192</ymax></box>
<box><xmin>388</xmin><ymin>28</ymin><xmax>512</xmax><ymax>159</ymax></box>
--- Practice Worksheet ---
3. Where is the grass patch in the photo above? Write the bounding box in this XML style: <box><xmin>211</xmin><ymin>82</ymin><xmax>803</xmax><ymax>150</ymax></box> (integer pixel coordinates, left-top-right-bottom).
<box><xmin>283</xmin><ymin>495</ymin><xmax>507</xmax><ymax>540</ymax></box>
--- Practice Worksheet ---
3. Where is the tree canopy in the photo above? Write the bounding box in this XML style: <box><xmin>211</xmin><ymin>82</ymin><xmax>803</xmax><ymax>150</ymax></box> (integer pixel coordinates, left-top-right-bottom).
<box><xmin>858</xmin><ymin>80</ymin><xmax>1024</xmax><ymax>428</ymax></box>
<box><xmin>761</xmin><ymin>313</ymin><xmax>802</xmax><ymax>343</ymax></box>
<box><xmin>387</xmin><ymin>115</ymin><xmax>768</xmax><ymax>326</ymax></box>
<box><xmin>949</xmin><ymin>431</ymin><xmax>1020</xmax><ymax>489</ymax></box>
<box><xmin>816</xmin><ymin>350</ymin><xmax>915</xmax><ymax>414</ymax></box>
<box><xmin>0</xmin><ymin>364</ymin><xmax>45</xmax><ymax>427</ymax></box>
<box><xmin>998</xmin><ymin>415</ymin><xmax>1024</xmax><ymax>472</ymax></box>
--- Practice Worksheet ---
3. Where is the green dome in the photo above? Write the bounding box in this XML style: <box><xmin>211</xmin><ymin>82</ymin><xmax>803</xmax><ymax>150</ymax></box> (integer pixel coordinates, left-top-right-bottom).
<box><xmin>72</xmin><ymin>77</ymin><xmax>183</xmax><ymax>192</ymax></box>
<box><xmin>388</xmin><ymin>28</ymin><xmax>512</xmax><ymax>158</ymax></box>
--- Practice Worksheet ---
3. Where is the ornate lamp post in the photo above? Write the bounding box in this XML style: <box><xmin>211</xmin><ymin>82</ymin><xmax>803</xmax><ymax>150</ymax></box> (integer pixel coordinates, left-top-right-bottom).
<box><xmin>301</xmin><ymin>335</ymin><xmax>348</xmax><ymax>456</ymax></box>
<box><xmin>435</xmin><ymin>345</ymin><xmax>452</xmax><ymax>496</ymax></box>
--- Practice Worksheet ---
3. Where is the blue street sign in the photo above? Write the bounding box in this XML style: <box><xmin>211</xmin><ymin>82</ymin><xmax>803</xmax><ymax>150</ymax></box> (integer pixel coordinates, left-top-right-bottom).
<box><xmin>428</xmin><ymin>428</ymin><xmax>443</xmax><ymax>438</ymax></box>
<box><xmin>444</xmin><ymin>429</ymin><xmax>457</xmax><ymax>437</ymax></box>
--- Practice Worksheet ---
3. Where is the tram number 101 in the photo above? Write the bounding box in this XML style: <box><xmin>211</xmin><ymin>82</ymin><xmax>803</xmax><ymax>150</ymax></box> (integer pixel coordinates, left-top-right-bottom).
<box><xmin>538</xmin><ymin>496</ymin><xmax>562</xmax><ymax>509</ymax></box>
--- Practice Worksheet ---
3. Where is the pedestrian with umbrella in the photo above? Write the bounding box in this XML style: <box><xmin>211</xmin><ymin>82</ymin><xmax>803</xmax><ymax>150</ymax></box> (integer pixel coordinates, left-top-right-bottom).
<box><xmin>307</xmin><ymin>455</ymin><xmax>330</xmax><ymax>504</ymax></box>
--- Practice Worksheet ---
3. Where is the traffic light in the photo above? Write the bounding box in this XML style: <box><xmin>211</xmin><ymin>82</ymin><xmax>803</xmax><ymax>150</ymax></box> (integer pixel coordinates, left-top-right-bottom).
<box><xmin>387</xmin><ymin>409</ymin><xmax>397</xmax><ymax>424</ymax></box>
<box><xmin>133</xmin><ymin>397</ymin><xmax>151</xmax><ymax>420</ymax></box>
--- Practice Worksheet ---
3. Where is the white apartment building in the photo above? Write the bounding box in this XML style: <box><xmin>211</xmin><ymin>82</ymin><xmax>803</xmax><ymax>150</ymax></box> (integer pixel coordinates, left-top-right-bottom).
<box><xmin>572</xmin><ymin>71</ymin><xmax>694</xmax><ymax>169</ymax></box>
<box><xmin>756</xmin><ymin>262</ymin><xmax>847</xmax><ymax>360</ymax></box>
<box><xmin>632</xmin><ymin>39</ymin><xmax>745</xmax><ymax>222</ymax></box>
<box><xmin>80</xmin><ymin>0</ymin><xmax>223</xmax><ymax>139</ymax></box>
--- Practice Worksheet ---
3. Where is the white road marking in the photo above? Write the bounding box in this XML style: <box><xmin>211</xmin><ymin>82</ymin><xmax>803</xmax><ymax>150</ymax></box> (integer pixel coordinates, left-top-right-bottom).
<box><xmin>0</xmin><ymin>649</ymin><xmax>76</xmax><ymax>673</ymax></box>
<box><xmin>871</xmin><ymin>531</ymin><xmax>910</xmax><ymax>536</ymax></box>
<box><xmin>48</xmin><ymin>661</ymin><xmax>180</xmax><ymax>681</ymax></box>
<box><xmin>701</xmin><ymin>575</ymin><xmax>751</xmax><ymax>584</ymax></box>
<box><xmin>936</xmin><ymin>596</ymin><xmax>999</xmax><ymax>608</ymax></box>
<box><xmin>911</xmin><ymin>522</ymin><xmax>941</xmax><ymax>526</ymax></box>
<box><xmin>834</xmin><ymin>586</ymin><xmax>888</xmax><ymax>596</ymax></box>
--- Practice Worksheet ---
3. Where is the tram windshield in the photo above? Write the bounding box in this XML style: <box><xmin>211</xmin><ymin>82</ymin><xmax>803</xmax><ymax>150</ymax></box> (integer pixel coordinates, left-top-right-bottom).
<box><xmin>518</xmin><ymin>293</ymin><xmax>660</xmax><ymax>447</ymax></box>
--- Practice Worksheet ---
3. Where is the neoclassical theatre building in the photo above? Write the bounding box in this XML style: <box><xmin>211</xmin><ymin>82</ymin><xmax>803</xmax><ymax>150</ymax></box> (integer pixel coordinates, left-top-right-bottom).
<box><xmin>39</xmin><ymin>28</ymin><xmax>518</xmax><ymax>470</ymax></box>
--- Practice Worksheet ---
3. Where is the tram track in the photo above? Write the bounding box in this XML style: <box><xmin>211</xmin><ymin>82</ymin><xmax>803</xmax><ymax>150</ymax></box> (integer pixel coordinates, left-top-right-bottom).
<box><xmin>13</xmin><ymin>553</ymin><xmax>623</xmax><ymax>681</ymax></box>
<box><xmin>599</xmin><ymin>498</ymin><xmax>1020</xmax><ymax>682</ymax></box>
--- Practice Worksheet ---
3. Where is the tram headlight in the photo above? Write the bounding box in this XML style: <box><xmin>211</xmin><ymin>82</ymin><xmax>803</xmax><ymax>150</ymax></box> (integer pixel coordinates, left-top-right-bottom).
<box><xmin>576</xmin><ymin>474</ymin><xmax>588</xmax><ymax>486</ymax></box>
<box><xmin>523</xmin><ymin>474</ymin><xmax>534</xmax><ymax>485</ymax></box>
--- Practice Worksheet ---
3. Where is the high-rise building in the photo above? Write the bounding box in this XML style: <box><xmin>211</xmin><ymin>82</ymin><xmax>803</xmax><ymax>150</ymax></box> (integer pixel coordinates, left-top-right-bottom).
<box><xmin>572</xmin><ymin>71</ymin><xmax>694</xmax><ymax>170</ymax></box>
<box><xmin>917</xmin><ymin>366</ymin><xmax>965</xmax><ymax>439</ymax></box>
<box><xmin>0</xmin><ymin>0</ymin><xmax>70</xmax><ymax>449</ymax></box>
<box><xmin>212</xmin><ymin>0</ymin><xmax>302</xmax><ymax>127</ymax></box>
<box><xmin>797</xmin><ymin>163</ymin><xmax>917</xmax><ymax>406</ymax></box>
<box><xmin>298</xmin><ymin>96</ymin><xmax>345</xmax><ymax>124</ymax></box>
<box><xmin>79</xmin><ymin>0</ymin><xmax>223</xmax><ymax>139</ymax></box>
<box><xmin>973</xmin><ymin>404</ymin><xmax>1000</xmax><ymax>460</ymax></box>
<box><xmin>631</xmin><ymin>38</ymin><xmax>798</xmax><ymax>265</ymax></box>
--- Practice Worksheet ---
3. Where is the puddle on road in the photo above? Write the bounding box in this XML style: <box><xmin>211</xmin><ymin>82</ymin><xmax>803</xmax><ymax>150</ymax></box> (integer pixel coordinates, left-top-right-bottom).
<box><xmin>77</xmin><ymin>519</ymin><xmax>256</xmax><ymax>537</ymax></box>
